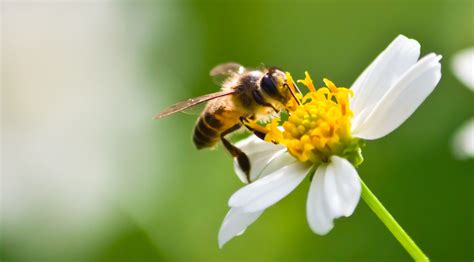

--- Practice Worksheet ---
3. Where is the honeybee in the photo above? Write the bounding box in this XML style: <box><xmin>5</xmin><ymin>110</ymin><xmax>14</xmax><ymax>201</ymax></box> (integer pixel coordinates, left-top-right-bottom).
<box><xmin>155</xmin><ymin>63</ymin><xmax>299</xmax><ymax>182</ymax></box>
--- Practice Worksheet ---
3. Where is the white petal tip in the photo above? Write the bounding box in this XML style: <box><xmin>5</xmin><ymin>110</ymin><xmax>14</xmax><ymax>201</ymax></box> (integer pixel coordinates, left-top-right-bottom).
<box><xmin>217</xmin><ymin>208</ymin><xmax>264</xmax><ymax>248</ymax></box>
<box><xmin>308</xmin><ymin>213</ymin><xmax>334</xmax><ymax>235</ymax></box>
<box><xmin>394</xmin><ymin>34</ymin><xmax>417</xmax><ymax>43</ymax></box>
<box><xmin>218</xmin><ymin>237</ymin><xmax>228</xmax><ymax>249</ymax></box>
<box><xmin>218</xmin><ymin>228</ymin><xmax>246</xmax><ymax>248</ymax></box>
<box><xmin>342</xmin><ymin>207</ymin><xmax>357</xmax><ymax>218</ymax></box>
<box><xmin>310</xmin><ymin>225</ymin><xmax>333</xmax><ymax>236</ymax></box>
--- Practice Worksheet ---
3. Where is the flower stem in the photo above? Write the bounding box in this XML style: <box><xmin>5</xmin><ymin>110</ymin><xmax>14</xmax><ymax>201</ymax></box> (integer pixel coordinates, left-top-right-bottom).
<box><xmin>360</xmin><ymin>178</ymin><xmax>429</xmax><ymax>261</ymax></box>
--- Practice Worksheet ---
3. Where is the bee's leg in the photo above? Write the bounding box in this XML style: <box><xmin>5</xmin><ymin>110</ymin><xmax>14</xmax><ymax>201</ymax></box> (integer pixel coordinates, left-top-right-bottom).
<box><xmin>239</xmin><ymin>116</ymin><xmax>266</xmax><ymax>140</ymax></box>
<box><xmin>220</xmin><ymin>123</ymin><xmax>251</xmax><ymax>183</ymax></box>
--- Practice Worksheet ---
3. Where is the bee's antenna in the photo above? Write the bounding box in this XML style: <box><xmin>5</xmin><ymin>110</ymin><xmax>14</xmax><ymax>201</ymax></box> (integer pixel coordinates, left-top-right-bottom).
<box><xmin>284</xmin><ymin>83</ymin><xmax>301</xmax><ymax>105</ymax></box>
<box><xmin>292</xmin><ymin>80</ymin><xmax>303</xmax><ymax>95</ymax></box>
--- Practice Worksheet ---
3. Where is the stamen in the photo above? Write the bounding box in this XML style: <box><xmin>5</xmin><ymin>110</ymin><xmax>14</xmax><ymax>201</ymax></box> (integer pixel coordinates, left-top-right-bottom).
<box><xmin>297</xmin><ymin>71</ymin><xmax>316</xmax><ymax>92</ymax></box>
<box><xmin>323</xmin><ymin>78</ymin><xmax>338</xmax><ymax>93</ymax></box>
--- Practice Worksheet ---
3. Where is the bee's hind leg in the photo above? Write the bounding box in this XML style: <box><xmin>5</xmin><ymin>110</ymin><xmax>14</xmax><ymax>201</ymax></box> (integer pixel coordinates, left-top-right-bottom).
<box><xmin>239</xmin><ymin>116</ymin><xmax>267</xmax><ymax>140</ymax></box>
<box><xmin>220</xmin><ymin>123</ymin><xmax>251</xmax><ymax>183</ymax></box>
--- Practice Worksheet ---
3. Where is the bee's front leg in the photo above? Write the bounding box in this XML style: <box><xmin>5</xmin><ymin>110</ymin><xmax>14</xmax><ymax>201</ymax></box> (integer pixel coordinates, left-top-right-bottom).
<box><xmin>239</xmin><ymin>116</ymin><xmax>267</xmax><ymax>140</ymax></box>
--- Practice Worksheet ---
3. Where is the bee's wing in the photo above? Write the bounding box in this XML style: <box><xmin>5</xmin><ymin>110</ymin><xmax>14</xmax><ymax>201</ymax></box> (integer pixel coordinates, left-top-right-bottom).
<box><xmin>154</xmin><ymin>89</ymin><xmax>238</xmax><ymax>119</ymax></box>
<box><xmin>181</xmin><ymin>103</ymin><xmax>206</xmax><ymax>116</ymax></box>
<box><xmin>210</xmin><ymin>62</ymin><xmax>245</xmax><ymax>85</ymax></box>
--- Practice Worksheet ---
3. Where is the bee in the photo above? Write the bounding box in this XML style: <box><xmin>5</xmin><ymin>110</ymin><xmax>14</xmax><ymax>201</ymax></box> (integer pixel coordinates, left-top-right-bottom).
<box><xmin>155</xmin><ymin>63</ymin><xmax>299</xmax><ymax>182</ymax></box>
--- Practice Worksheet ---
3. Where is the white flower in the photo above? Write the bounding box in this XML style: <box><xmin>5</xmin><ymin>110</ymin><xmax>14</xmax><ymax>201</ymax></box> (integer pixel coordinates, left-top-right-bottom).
<box><xmin>218</xmin><ymin>35</ymin><xmax>442</xmax><ymax>248</ymax></box>
<box><xmin>451</xmin><ymin>118</ymin><xmax>474</xmax><ymax>160</ymax></box>
<box><xmin>451</xmin><ymin>48</ymin><xmax>474</xmax><ymax>91</ymax></box>
<box><xmin>450</xmin><ymin>48</ymin><xmax>474</xmax><ymax>159</ymax></box>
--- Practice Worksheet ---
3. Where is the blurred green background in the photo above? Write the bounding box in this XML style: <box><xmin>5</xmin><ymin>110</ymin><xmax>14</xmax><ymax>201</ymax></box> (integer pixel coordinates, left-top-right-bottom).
<box><xmin>1</xmin><ymin>0</ymin><xmax>473</xmax><ymax>261</ymax></box>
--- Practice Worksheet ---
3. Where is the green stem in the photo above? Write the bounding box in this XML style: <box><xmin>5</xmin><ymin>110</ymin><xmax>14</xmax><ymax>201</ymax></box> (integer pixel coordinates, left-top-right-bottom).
<box><xmin>360</xmin><ymin>178</ymin><xmax>429</xmax><ymax>261</ymax></box>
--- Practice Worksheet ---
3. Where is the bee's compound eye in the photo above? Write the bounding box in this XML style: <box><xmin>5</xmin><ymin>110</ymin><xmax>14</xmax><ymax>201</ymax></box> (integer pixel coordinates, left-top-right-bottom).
<box><xmin>261</xmin><ymin>73</ymin><xmax>278</xmax><ymax>96</ymax></box>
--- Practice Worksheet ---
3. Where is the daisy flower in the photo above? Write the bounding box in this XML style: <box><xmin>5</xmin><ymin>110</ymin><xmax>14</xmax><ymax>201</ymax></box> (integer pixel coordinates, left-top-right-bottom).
<box><xmin>219</xmin><ymin>35</ymin><xmax>442</xmax><ymax>260</ymax></box>
<box><xmin>451</xmin><ymin>48</ymin><xmax>474</xmax><ymax>159</ymax></box>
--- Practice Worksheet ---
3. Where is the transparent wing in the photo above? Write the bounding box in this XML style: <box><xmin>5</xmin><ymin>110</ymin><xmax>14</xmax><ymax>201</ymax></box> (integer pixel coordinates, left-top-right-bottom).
<box><xmin>154</xmin><ymin>89</ymin><xmax>238</xmax><ymax>119</ymax></box>
<box><xmin>210</xmin><ymin>62</ymin><xmax>245</xmax><ymax>85</ymax></box>
<box><xmin>181</xmin><ymin>102</ymin><xmax>206</xmax><ymax>116</ymax></box>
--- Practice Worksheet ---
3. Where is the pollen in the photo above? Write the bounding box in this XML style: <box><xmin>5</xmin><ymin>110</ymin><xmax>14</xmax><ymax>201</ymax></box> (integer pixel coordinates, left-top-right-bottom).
<box><xmin>265</xmin><ymin>72</ymin><xmax>363</xmax><ymax>166</ymax></box>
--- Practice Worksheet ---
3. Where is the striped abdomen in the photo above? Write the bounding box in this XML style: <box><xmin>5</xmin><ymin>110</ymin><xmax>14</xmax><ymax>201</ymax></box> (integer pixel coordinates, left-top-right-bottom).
<box><xmin>193</xmin><ymin>111</ymin><xmax>228</xmax><ymax>149</ymax></box>
<box><xmin>193</xmin><ymin>107</ymin><xmax>240</xmax><ymax>149</ymax></box>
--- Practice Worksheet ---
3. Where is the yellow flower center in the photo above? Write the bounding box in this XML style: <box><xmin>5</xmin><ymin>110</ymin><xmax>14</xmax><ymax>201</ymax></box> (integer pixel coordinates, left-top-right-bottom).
<box><xmin>264</xmin><ymin>72</ymin><xmax>363</xmax><ymax>166</ymax></box>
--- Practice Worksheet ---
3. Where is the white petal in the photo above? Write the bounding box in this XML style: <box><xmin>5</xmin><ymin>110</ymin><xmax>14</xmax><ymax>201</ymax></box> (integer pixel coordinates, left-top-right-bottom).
<box><xmin>351</xmin><ymin>35</ymin><xmax>421</xmax><ymax>118</ymax></box>
<box><xmin>306</xmin><ymin>156</ymin><xmax>361</xmax><ymax>235</ymax></box>
<box><xmin>234</xmin><ymin>135</ymin><xmax>279</xmax><ymax>153</ymax></box>
<box><xmin>352</xmin><ymin>53</ymin><xmax>442</xmax><ymax>140</ymax></box>
<box><xmin>252</xmin><ymin>150</ymin><xmax>296</xmax><ymax>180</ymax></box>
<box><xmin>452</xmin><ymin>118</ymin><xmax>474</xmax><ymax>160</ymax></box>
<box><xmin>233</xmin><ymin>135</ymin><xmax>285</xmax><ymax>183</ymax></box>
<box><xmin>350</xmin><ymin>105</ymin><xmax>374</xmax><ymax>135</ymax></box>
<box><xmin>330</xmin><ymin>156</ymin><xmax>362</xmax><ymax>216</ymax></box>
<box><xmin>451</xmin><ymin>47</ymin><xmax>474</xmax><ymax>90</ymax></box>
<box><xmin>218</xmin><ymin>207</ymin><xmax>264</xmax><ymax>248</ymax></box>
<box><xmin>307</xmin><ymin>165</ymin><xmax>332</xmax><ymax>234</ymax></box>
<box><xmin>229</xmin><ymin>161</ymin><xmax>311</xmax><ymax>212</ymax></box>
<box><xmin>233</xmin><ymin>149</ymin><xmax>288</xmax><ymax>183</ymax></box>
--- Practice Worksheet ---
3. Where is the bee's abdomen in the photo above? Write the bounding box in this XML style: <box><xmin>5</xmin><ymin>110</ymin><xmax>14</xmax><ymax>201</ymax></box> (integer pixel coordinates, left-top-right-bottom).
<box><xmin>193</xmin><ymin>112</ymin><xmax>224</xmax><ymax>149</ymax></box>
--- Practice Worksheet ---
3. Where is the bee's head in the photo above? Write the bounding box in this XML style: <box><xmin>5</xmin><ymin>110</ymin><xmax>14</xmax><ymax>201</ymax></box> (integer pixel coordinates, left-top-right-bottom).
<box><xmin>260</xmin><ymin>67</ymin><xmax>292</xmax><ymax>106</ymax></box>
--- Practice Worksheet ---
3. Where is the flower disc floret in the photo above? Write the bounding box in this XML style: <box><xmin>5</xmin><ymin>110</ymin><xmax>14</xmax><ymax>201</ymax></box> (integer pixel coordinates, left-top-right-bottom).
<box><xmin>265</xmin><ymin>73</ymin><xmax>363</xmax><ymax>166</ymax></box>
